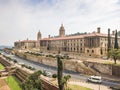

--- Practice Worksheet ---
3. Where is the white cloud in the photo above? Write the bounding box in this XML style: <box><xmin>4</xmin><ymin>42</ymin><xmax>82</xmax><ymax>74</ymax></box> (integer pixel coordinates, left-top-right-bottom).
<box><xmin>0</xmin><ymin>0</ymin><xmax>120</xmax><ymax>45</ymax></box>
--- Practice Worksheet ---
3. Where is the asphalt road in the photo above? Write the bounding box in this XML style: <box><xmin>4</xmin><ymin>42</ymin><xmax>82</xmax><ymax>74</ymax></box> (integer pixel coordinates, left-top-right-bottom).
<box><xmin>0</xmin><ymin>51</ymin><xmax>120</xmax><ymax>87</ymax></box>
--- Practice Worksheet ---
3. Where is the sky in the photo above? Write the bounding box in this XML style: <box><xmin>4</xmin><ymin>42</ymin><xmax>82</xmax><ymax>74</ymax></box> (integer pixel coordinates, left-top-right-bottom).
<box><xmin>0</xmin><ymin>0</ymin><xmax>120</xmax><ymax>46</ymax></box>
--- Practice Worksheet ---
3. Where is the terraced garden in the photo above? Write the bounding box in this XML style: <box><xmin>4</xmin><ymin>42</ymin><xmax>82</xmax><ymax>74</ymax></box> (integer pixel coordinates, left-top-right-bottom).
<box><xmin>0</xmin><ymin>63</ymin><xmax>4</xmax><ymax>70</ymax></box>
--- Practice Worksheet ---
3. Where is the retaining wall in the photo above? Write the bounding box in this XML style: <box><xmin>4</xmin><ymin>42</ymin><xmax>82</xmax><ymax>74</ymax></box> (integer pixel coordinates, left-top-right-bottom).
<box><xmin>15</xmin><ymin>51</ymin><xmax>97</xmax><ymax>75</ymax></box>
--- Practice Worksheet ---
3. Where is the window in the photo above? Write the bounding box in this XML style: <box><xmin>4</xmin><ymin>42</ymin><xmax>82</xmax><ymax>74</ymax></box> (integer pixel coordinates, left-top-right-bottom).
<box><xmin>81</xmin><ymin>48</ymin><xmax>82</xmax><ymax>51</ymax></box>
<box><xmin>87</xmin><ymin>50</ymin><xmax>89</xmax><ymax>53</ymax></box>
<box><xmin>74</xmin><ymin>48</ymin><xmax>75</xmax><ymax>51</ymax></box>
<box><xmin>92</xmin><ymin>50</ymin><xmax>94</xmax><ymax>53</ymax></box>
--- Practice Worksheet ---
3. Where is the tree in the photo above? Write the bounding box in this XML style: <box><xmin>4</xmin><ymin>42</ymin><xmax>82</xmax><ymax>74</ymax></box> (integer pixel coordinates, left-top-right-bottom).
<box><xmin>107</xmin><ymin>28</ymin><xmax>111</xmax><ymax>52</ymax></box>
<box><xmin>108</xmin><ymin>49</ymin><xmax>120</xmax><ymax>64</ymax></box>
<box><xmin>57</xmin><ymin>54</ymin><xmax>64</xmax><ymax>90</ymax></box>
<box><xmin>114</xmin><ymin>30</ymin><xmax>118</xmax><ymax>49</ymax></box>
<box><xmin>21</xmin><ymin>70</ymin><xmax>42</xmax><ymax>90</ymax></box>
<box><xmin>63</xmin><ymin>75</ymin><xmax>71</xmax><ymax>89</ymax></box>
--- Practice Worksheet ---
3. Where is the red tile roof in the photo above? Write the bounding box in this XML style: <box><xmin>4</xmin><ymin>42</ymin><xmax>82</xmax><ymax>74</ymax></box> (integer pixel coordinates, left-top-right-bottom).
<box><xmin>15</xmin><ymin>32</ymin><xmax>116</xmax><ymax>43</ymax></box>
<box><xmin>41</xmin><ymin>32</ymin><xmax>113</xmax><ymax>41</ymax></box>
<box><xmin>15</xmin><ymin>40</ymin><xmax>37</xmax><ymax>43</ymax></box>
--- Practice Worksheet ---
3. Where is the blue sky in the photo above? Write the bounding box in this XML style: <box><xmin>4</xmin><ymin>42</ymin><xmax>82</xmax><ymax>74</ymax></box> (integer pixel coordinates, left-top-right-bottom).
<box><xmin>0</xmin><ymin>0</ymin><xmax>120</xmax><ymax>46</ymax></box>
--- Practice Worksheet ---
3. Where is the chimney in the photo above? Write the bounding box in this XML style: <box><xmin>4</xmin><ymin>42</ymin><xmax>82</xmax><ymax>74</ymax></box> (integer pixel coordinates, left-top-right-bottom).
<box><xmin>112</xmin><ymin>31</ymin><xmax>115</xmax><ymax>35</ymax></box>
<box><xmin>97</xmin><ymin>27</ymin><xmax>100</xmax><ymax>33</ymax></box>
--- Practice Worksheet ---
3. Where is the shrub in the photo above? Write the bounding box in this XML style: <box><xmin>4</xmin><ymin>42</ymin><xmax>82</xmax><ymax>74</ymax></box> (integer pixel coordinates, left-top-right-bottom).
<box><xmin>13</xmin><ymin>59</ymin><xmax>18</xmax><ymax>63</ymax></box>
<box><xmin>46</xmin><ymin>55</ymin><xmax>55</xmax><ymax>58</ymax></box>
<box><xmin>52</xmin><ymin>74</ymin><xmax>57</xmax><ymax>78</ymax></box>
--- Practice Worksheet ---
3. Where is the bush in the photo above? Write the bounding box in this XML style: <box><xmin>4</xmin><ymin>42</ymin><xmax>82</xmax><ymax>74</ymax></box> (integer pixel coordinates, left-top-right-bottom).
<box><xmin>52</xmin><ymin>74</ymin><xmax>57</xmax><ymax>78</ymax></box>
<box><xmin>25</xmin><ymin>51</ymin><xmax>44</xmax><ymax>56</ymax></box>
<box><xmin>21</xmin><ymin>64</ymin><xmax>26</xmax><ymax>68</ymax></box>
<box><xmin>21</xmin><ymin>70</ymin><xmax>42</xmax><ymax>90</ymax></box>
<box><xmin>28</xmin><ymin>66</ymin><xmax>36</xmax><ymax>70</ymax></box>
<box><xmin>13</xmin><ymin>59</ymin><xmax>18</xmax><ymax>63</ymax></box>
<box><xmin>46</xmin><ymin>55</ymin><xmax>55</xmax><ymax>58</ymax></box>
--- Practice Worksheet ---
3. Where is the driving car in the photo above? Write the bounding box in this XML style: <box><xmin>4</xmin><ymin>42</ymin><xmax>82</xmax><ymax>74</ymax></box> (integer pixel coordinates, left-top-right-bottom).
<box><xmin>87</xmin><ymin>76</ymin><xmax>102</xmax><ymax>83</ymax></box>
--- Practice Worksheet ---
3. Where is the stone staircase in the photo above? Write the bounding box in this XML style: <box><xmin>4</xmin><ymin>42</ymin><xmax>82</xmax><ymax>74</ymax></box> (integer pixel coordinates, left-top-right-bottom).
<box><xmin>0</xmin><ymin>57</ymin><xmax>11</xmax><ymax>67</ymax></box>
<box><xmin>14</xmin><ymin>68</ymin><xmax>30</xmax><ymax>82</ymax></box>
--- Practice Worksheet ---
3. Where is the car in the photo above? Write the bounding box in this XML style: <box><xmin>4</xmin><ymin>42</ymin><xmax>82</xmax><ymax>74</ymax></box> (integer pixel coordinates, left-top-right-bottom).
<box><xmin>102</xmin><ymin>56</ymin><xmax>108</xmax><ymax>60</ymax></box>
<box><xmin>42</xmin><ymin>69</ymin><xmax>52</xmax><ymax>77</ymax></box>
<box><xmin>46</xmin><ymin>72</ymin><xmax>52</xmax><ymax>77</ymax></box>
<box><xmin>87</xmin><ymin>76</ymin><xmax>102</xmax><ymax>83</ymax></box>
<box><xmin>18</xmin><ymin>62</ymin><xmax>24</xmax><ymax>65</ymax></box>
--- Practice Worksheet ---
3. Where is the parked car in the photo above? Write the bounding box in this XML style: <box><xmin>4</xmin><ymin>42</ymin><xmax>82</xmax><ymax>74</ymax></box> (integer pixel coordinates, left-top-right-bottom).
<box><xmin>102</xmin><ymin>56</ymin><xmax>108</xmax><ymax>60</ymax></box>
<box><xmin>42</xmin><ymin>69</ymin><xmax>52</xmax><ymax>77</ymax></box>
<box><xmin>87</xmin><ymin>76</ymin><xmax>102</xmax><ymax>83</ymax></box>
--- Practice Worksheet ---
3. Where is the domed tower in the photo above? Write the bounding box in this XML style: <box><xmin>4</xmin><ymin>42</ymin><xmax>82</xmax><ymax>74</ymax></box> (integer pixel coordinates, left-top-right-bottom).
<box><xmin>37</xmin><ymin>30</ymin><xmax>41</xmax><ymax>41</ymax></box>
<box><xmin>59</xmin><ymin>24</ymin><xmax>65</xmax><ymax>37</ymax></box>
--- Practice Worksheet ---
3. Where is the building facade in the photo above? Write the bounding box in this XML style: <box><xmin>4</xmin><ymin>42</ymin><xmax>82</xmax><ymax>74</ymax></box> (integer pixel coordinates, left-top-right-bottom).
<box><xmin>14</xmin><ymin>31</ymin><xmax>42</xmax><ymax>50</ymax></box>
<box><xmin>14</xmin><ymin>24</ymin><xmax>120</xmax><ymax>57</ymax></box>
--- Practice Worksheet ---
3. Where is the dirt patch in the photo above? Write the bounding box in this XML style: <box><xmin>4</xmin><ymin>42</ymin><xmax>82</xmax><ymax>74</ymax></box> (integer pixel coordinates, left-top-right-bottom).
<box><xmin>0</xmin><ymin>79</ymin><xmax>10</xmax><ymax>90</ymax></box>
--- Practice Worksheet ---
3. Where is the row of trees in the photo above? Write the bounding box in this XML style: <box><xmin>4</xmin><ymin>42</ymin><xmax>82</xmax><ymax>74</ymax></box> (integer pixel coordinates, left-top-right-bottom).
<box><xmin>107</xmin><ymin>29</ymin><xmax>120</xmax><ymax>64</ymax></box>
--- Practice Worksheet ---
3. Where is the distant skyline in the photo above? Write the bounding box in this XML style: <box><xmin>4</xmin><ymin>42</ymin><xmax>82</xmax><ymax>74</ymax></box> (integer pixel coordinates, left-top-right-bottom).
<box><xmin>0</xmin><ymin>0</ymin><xmax>120</xmax><ymax>46</ymax></box>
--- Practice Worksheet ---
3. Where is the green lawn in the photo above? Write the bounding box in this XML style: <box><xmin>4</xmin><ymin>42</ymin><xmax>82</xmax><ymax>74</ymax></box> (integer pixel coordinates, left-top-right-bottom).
<box><xmin>0</xmin><ymin>63</ymin><xmax>4</xmax><ymax>70</ymax></box>
<box><xmin>68</xmin><ymin>84</ymin><xmax>92</xmax><ymax>90</ymax></box>
<box><xmin>104</xmin><ymin>62</ymin><xmax>120</xmax><ymax>66</ymax></box>
<box><xmin>5</xmin><ymin>76</ymin><xmax>22</xmax><ymax>90</ymax></box>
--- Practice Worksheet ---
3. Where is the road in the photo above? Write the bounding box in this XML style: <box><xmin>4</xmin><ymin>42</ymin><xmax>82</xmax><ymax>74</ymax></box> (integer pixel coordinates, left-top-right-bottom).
<box><xmin>0</xmin><ymin>51</ymin><xmax>120</xmax><ymax>87</ymax></box>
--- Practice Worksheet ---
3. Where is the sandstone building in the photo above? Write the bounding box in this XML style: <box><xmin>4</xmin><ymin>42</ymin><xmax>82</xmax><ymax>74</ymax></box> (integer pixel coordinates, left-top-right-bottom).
<box><xmin>14</xmin><ymin>31</ymin><xmax>41</xmax><ymax>50</ymax></box>
<box><xmin>14</xmin><ymin>24</ymin><xmax>120</xmax><ymax>57</ymax></box>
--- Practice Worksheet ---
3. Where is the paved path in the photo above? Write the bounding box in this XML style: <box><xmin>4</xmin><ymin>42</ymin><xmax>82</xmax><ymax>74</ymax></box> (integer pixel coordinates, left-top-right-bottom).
<box><xmin>69</xmin><ymin>81</ymin><xmax>112</xmax><ymax>90</ymax></box>
<box><xmin>0</xmin><ymin>79</ymin><xmax>10</xmax><ymax>90</ymax></box>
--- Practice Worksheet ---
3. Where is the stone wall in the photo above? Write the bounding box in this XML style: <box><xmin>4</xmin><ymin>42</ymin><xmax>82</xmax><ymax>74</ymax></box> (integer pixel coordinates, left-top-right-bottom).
<box><xmin>83</xmin><ymin>61</ymin><xmax>120</xmax><ymax>77</ymax></box>
<box><xmin>112</xmin><ymin>66</ymin><xmax>120</xmax><ymax>76</ymax></box>
<box><xmin>15</xmin><ymin>51</ymin><xmax>96</xmax><ymax>75</ymax></box>
<box><xmin>15</xmin><ymin>51</ymin><xmax>120</xmax><ymax>77</ymax></box>
<box><xmin>41</xmin><ymin>78</ymin><xmax>58</xmax><ymax>90</ymax></box>
<box><xmin>83</xmin><ymin>61</ymin><xmax>112</xmax><ymax>75</ymax></box>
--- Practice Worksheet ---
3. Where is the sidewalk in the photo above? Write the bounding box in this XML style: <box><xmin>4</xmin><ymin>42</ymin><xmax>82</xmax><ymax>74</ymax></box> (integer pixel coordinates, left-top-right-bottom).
<box><xmin>69</xmin><ymin>81</ymin><xmax>111</xmax><ymax>90</ymax></box>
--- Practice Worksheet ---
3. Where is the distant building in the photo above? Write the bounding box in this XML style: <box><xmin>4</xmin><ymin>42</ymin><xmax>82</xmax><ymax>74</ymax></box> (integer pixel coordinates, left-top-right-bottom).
<box><xmin>14</xmin><ymin>30</ymin><xmax>42</xmax><ymax>50</ymax></box>
<box><xmin>14</xmin><ymin>24</ymin><xmax>119</xmax><ymax>57</ymax></box>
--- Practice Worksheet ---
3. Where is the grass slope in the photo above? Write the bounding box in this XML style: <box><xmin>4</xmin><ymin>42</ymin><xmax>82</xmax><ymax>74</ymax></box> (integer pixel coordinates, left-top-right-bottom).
<box><xmin>0</xmin><ymin>63</ymin><xmax>4</xmax><ymax>70</ymax></box>
<box><xmin>68</xmin><ymin>84</ymin><xmax>92</xmax><ymax>90</ymax></box>
<box><xmin>5</xmin><ymin>76</ymin><xmax>22</xmax><ymax>90</ymax></box>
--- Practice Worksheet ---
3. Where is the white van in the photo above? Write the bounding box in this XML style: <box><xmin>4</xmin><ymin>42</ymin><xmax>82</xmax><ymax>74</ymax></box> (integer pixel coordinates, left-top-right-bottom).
<box><xmin>87</xmin><ymin>76</ymin><xmax>102</xmax><ymax>83</ymax></box>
